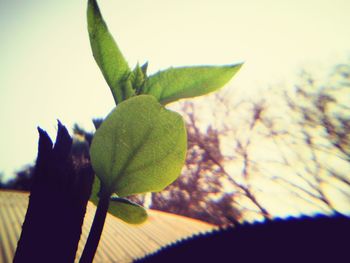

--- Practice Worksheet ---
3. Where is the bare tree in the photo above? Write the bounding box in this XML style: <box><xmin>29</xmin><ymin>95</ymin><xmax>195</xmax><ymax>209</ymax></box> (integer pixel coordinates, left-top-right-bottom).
<box><xmin>207</xmin><ymin>60</ymin><xmax>350</xmax><ymax>216</ymax></box>
<box><xmin>262</xmin><ymin>62</ymin><xmax>350</xmax><ymax>213</ymax></box>
<box><xmin>151</xmin><ymin>102</ymin><xmax>271</xmax><ymax>224</ymax></box>
<box><xmin>152</xmin><ymin>60</ymin><xmax>350</xmax><ymax>221</ymax></box>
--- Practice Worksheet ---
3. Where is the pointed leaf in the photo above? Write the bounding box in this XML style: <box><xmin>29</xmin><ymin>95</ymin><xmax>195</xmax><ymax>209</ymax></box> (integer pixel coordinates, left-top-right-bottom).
<box><xmin>122</xmin><ymin>75</ymin><xmax>136</xmax><ymax>98</ymax></box>
<box><xmin>87</xmin><ymin>0</ymin><xmax>130</xmax><ymax>104</ymax></box>
<box><xmin>141</xmin><ymin>62</ymin><xmax>148</xmax><ymax>76</ymax></box>
<box><xmin>132</xmin><ymin>64</ymin><xmax>146</xmax><ymax>94</ymax></box>
<box><xmin>90</xmin><ymin>177</ymin><xmax>147</xmax><ymax>224</ymax></box>
<box><xmin>142</xmin><ymin>64</ymin><xmax>242</xmax><ymax>104</ymax></box>
<box><xmin>90</xmin><ymin>95</ymin><xmax>187</xmax><ymax>197</ymax></box>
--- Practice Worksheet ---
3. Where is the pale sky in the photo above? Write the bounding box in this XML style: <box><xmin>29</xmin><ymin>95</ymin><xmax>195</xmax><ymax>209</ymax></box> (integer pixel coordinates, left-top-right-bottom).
<box><xmin>0</xmin><ymin>0</ymin><xmax>350</xmax><ymax>178</ymax></box>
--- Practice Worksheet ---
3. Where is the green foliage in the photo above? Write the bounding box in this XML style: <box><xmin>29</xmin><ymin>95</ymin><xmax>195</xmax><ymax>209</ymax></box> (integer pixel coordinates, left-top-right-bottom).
<box><xmin>109</xmin><ymin>197</ymin><xmax>148</xmax><ymax>224</ymax></box>
<box><xmin>87</xmin><ymin>0</ymin><xmax>131</xmax><ymax>104</ymax></box>
<box><xmin>88</xmin><ymin>0</ymin><xmax>242</xmax><ymax>106</ymax></box>
<box><xmin>90</xmin><ymin>177</ymin><xmax>147</xmax><ymax>224</ymax></box>
<box><xmin>142</xmin><ymin>64</ymin><xmax>242</xmax><ymax>104</ymax></box>
<box><xmin>90</xmin><ymin>95</ymin><xmax>187</xmax><ymax>197</ymax></box>
<box><xmin>87</xmin><ymin>0</ymin><xmax>241</xmax><ymax>226</ymax></box>
<box><xmin>132</xmin><ymin>63</ymin><xmax>147</xmax><ymax>94</ymax></box>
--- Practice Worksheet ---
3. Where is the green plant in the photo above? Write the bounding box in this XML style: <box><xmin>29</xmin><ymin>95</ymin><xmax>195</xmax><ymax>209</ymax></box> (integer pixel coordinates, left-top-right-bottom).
<box><xmin>81</xmin><ymin>0</ymin><xmax>242</xmax><ymax>261</ymax></box>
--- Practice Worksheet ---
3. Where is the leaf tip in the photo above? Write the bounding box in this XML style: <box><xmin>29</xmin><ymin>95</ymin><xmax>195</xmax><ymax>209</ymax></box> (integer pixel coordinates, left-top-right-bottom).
<box><xmin>229</xmin><ymin>61</ymin><xmax>244</xmax><ymax>69</ymax></box>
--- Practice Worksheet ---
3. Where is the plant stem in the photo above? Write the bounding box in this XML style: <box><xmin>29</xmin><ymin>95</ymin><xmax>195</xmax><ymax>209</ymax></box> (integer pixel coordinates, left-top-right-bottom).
<box><xmin>79</xmin><ymin>192</ymin><xmax>110</xmax><ymax>263</ymax></box>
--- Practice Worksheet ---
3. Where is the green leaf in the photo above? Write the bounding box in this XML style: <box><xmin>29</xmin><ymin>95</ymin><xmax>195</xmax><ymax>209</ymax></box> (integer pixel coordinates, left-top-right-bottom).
<box><xmin>90</xmin><ymin>95</ymin><xmax>187</xmax><ymax>197</ymax></box>
<box><xmin>90</xmin><ymin>177</ymin><xmax>147</xmax><ymax>224</ymax></box>
<box><xmin>132</xmin><ymin>64</ymin><xmax>146</xmax><ymax>94</ymax></box>
<box><xmin>87</xmin><ymin>0</ymin><xmax>131</xmax><ymax>104</ymax></box>
<box><xmin>109</xmin><ymin>196</ymin><xmax>148</xmax><ymax>224</ymax></box>
<box><xmin>141</xmin><ymin>62</ymin><xmax>148</xmax><ymax>76</ymax></box>
<box><xmin>122</xmin><ymin>75</ymin><xmax>136</xmax><ymax>98</ymax></box>
<box><xmin>142</xmin><ymin>64</ymin><xmax>243</xmax><ymax>104</ymax></box>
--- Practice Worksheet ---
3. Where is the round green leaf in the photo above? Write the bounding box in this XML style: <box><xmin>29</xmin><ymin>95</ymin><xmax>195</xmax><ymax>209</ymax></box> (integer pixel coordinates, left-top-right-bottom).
<box><xmin>90</xmin><ymin>95</ymin><xmax>187</xmax><ymax>197</ymax></box>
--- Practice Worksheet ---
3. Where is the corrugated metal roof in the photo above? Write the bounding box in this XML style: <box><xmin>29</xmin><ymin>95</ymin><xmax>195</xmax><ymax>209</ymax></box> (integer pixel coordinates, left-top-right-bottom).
<box><xmin>0</xmin><ymin>191</ymin><xmax>214</xmax><ymax>263</ymax></box>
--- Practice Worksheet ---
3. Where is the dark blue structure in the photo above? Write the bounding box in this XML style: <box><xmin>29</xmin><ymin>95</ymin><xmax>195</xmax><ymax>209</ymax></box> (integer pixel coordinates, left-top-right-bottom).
<box><xmin>135</xmin><ymin>214</ymin><xmax>350</xmax><ymax>262</ymax></box>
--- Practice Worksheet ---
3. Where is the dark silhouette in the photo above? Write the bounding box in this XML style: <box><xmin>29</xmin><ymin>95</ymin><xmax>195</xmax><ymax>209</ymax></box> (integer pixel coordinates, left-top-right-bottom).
<box><xmin>135</xmin><ymin>214</ymin><xmax>350</xmax><ymax>263</ymax></box>
<box><xmin>13</xmin><ymin>122</ymin><xmax>94</xmax><ymax>263</ymax></box>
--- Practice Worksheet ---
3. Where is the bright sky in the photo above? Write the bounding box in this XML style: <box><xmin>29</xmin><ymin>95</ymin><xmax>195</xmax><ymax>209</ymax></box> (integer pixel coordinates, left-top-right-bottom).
<box><xmin>0</xmin><ymin>0</ymin><xmax>350</xmax><ymax>179</ymax></box>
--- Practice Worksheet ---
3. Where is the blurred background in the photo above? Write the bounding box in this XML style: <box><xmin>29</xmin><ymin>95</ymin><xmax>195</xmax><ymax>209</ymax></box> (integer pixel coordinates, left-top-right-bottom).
<box><xmin>0</xmin><ymin>0</ymin><xmax>349</xmax><ymax>224</ymax></box>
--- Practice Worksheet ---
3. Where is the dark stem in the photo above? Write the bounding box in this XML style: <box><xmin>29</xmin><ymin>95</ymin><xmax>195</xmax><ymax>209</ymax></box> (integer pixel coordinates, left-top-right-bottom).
<box><xmin>14</xmin><ymin>123</ymin><xmax>94</xmax><ymax>263</ymax></box>
<box><xmin>79</xmin><ymin>191</ymin><xmax>110</xmax><ymax>263</ymax></box>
